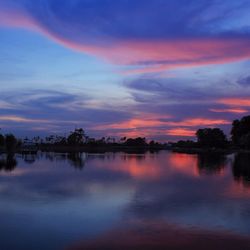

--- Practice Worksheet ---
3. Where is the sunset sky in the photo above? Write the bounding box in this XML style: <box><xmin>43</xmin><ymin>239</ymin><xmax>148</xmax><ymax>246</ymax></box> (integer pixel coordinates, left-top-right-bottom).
<box><xmin>1</xmin><ymin>0</ymin><xmax>250</xmax><ymax>140</ymax></box>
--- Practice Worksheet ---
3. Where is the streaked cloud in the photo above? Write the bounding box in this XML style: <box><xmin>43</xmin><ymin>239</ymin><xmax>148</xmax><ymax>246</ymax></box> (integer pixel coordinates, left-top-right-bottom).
<box><xmin>166</xmin><ymin>128</ymin><xmax>196</xmax><ymax>137</ymax></box>
<box><xmin>0</xmin><ymin>115</ymin><xmax>49</xmax><ymax>123</ymax></box>
<box><xmin>210</xmin><ymin>108</ymin><xmax>248</xmax><ymax>114</ymax></box>
<box><xmin>218</xmin><ymin>98</ymin><xmax>250</xmax><ymax>107</ymax></box>
<box><xmin>1</xmin><ymin>1</ymin><xmax>250</xmax><ymax>73</ymax></box>
<box><xmin>1</xmin><ymin>0</ymin><xmax>250</xmax><ymax>139</ymax></box>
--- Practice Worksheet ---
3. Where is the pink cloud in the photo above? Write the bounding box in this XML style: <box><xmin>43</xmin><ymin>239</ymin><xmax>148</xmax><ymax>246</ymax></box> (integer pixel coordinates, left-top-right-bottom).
<box><xmin>217</xmin><ymin>98</ymin><xmax>250</xmax><ymax>107</ymax></box>
<box><xmin>210</xmin><ymin>108</ymin><xmax>248</xmax><ymax>114</ymax></box>
<box><xmin>93</xmin><ymin>117</ymin><xmax>230</xmax><ymax>139</ymax></box>
<box><xmin>2</xmin><ymin>8</ymin><xmax>250</xmax><ymax>74</ymax></box>
<box><xmin>166</xmin><ymin>128</ymin><xmax>196</xmax><ymax>137</ymax></box>
<box><xmin>170</xmin><ymin>118</ymin><xmax>230</xmax><ymax>127</ymax></box>
<box><xmin>95</xmin><ymin>117</ymin><xmax>230</xmax><ymax>130</ymax></box>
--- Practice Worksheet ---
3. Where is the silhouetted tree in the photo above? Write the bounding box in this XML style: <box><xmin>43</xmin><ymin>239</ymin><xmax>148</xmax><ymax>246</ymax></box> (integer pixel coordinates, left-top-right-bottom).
<box><xmin>149</xmin><ymin>140</ymin><xmax>156</xmax><ymax>147</ymax></box>
<box><xmin>231</xmin><ymin>116</ymin><xmax>250</xmax><ymax>148</ymax></box>
<box><xmin>125</xmin><ymin>137</ymin><xmax>147</xmax><ymax>147</ymax></box>
<box><xmin>196</xmin><ymin>128</ymin><xmax>227</xmax><ymax>148</ymax></box>
<box><xmin>5</xmin><ymin>134</ymin><xmax>17</xmax><ymax>153</ymax></box>
<box><xmin>120</xmin><ymin>137</ymin><xmax>127</xmax><ymax>143</ymax></box>
<box><xmin>239</xmin><ymin>133</ymin><xmax>250</xmax><ymax>149</ymax></box>
<box><xmin>173</xmin><ymin>140</ymin><xmax>197</xmax><ymax>148</ymax></box>
<box><xmin>67</xmin><ymin>128</ymin><xmax>86</xmax><ymax>145</ymax></box>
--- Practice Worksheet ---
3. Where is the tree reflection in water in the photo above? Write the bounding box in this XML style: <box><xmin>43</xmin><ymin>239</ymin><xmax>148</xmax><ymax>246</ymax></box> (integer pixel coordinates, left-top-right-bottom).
<box><xmin>0</xmin><ymin>151</ymin><xmax>250</xmax><ymax>250</ymax></box>
<box><xmin>233</xmin><ymin>153</ymin><xmax>250</xmax><ymax>186</ymax></box>
<box><xmin>0</xmin><ymin>154</ymin><xmax>17</xmax><ymax>172</ymax></box>
<box><xmin>197</xmin><ymin>153</ymin><xmax>227</xmax><ymax>175</ymax></box>
<box><xmin>21</xmin><ymin>153</ymin><xmax>37</xmax><ymax>164</ymax></box>
<box><xmin>2</xmin><ymin>151</ymin><xmax>250</xmax><ymax>189</ymax></box>
<box><xmin>67</xmin><ymin>153</ymin><xmax>86</xmax><ymax>169</ymax></box>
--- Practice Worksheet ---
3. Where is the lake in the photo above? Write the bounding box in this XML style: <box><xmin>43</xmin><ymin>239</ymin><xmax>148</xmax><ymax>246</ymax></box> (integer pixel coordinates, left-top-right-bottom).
<box><xmin>0</xmin><ymin>151</ymin><xmax>250</xmax><ymax>250</ymax></box>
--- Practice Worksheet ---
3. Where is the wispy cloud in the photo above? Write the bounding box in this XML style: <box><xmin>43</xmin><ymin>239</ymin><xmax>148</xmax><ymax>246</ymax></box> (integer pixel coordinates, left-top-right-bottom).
<box><xmin>1</xmin><ymin>1</ymin><xmax>250</xmax><ymax>73</ymax></box>
<box><xmin>0</xmin><ymin>89</ymin><xmax>133</xmax><ymax>136</ymax></box>
<box><xmin>218</xmin><ymin>98</ymin><xmax>250</xmax><ymax>107</ymax></box>
<box><xmin>1</xmin><ymin>0</ymin><xmax>250</xmax><ymax>139</ymax></box>
<box><xmin>0</xmin><ymin>115</ymin><xmax>49</xmax><ymax>123</ymax></box>
<box><xmin>210</xmin><ymin>108</ymin><xmax>248</xmax><ymax>114</ymax></box>
<box><xmin>166</xmin><ymin>128</ymin><xmax>196</xmax><ymax>137</ymax></box>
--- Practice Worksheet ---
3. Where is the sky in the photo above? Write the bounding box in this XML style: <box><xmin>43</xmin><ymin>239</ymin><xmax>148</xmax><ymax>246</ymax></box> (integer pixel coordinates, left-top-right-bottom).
<box><xmin>1</xmin><ymin>0</ymin><xmax>250</xmax><ymax>141</ymax></box>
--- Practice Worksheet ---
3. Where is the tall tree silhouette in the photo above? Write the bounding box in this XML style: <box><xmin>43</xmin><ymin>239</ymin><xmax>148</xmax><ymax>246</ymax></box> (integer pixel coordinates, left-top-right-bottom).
<box><xmin>67</xmin><ymin>128</ymin><xmax>86</xmax><ymax>145</ymax></box>
<box><xmin>231</xmin><ymin>116</ymin><xmax>250</xmax><ymax>148</ymax></box>
<box><xmin>196</xmin><ymin>128</ymin><xmax>227</xmax><ymax>148</ymax></box>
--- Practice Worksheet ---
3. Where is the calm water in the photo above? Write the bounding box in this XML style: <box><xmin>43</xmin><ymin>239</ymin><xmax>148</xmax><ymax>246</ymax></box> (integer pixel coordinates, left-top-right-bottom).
<box><xmin>0</xmin><ymin>151</ymin><xmax>250</xmax><ymax>250</ymax></box>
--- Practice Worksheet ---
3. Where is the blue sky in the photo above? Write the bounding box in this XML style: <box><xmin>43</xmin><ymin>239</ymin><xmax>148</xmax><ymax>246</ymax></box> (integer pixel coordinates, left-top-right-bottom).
<box><xmin>1</xmin><ymin>0</ymin><xmax>250</xmax><ymax>140</ymax></box>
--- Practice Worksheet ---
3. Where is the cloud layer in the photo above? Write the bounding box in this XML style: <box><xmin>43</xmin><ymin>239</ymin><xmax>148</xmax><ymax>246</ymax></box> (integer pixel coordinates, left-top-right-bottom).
<box><xmin>1</xmin><ymin>0</ymin><xmax>250</xmax><ymax>139</ymax></box>
<box><xmin>2</xmin><ymin>0</ymin><xmax>250</xmax><ymax>73</ymax></box>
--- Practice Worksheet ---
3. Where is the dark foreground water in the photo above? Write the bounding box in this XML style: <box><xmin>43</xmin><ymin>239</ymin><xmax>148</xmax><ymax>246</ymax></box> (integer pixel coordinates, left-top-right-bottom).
<box><xmin>0</xmin><ymin>151</ymin><xmax>250</xmax><ymax>250</ymax></box>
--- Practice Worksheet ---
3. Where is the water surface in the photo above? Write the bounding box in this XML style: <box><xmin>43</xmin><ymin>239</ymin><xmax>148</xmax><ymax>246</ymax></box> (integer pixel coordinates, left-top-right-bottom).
<box><xmin>0</xmin><ymin>151</ymin><xmax>250</xmax><ymax>249</ymax></box>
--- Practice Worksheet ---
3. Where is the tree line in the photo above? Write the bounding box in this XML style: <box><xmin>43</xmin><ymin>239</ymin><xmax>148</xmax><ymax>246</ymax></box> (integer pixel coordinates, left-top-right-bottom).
<box><xmin>173</xmin><ymin>115</ymin><xmax>250</xmax><ymax>149</ymax></box>
<box><xmin>0</xmin><ymin>128</ymin><xmax>164</xmax><ymax>153</ymax></box>
<box><xmin>2</xmin><ymin>115</ymin><xmax>250</xmax><ymax>152</ymax></box>
<box><xmin>39</xmin><ymin>128</ymin><xmax>162</xmax><ymax>148</ymax></box>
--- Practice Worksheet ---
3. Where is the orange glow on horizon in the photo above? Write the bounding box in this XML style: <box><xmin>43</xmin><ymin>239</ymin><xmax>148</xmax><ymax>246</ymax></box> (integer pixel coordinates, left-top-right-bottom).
<box><xmin>95</xmin><ymin>117</ymin><xmax>230</xmax><ymax>132</ymax></box>
<box><xmin>95</xmin><ymin>119</ymin><xmax>166</xmax><ymax>130</ymax></box>
<box><xmin>166</xmin><ymin>128</ymin><xmax>196</xmax><ymax>137</ymax></box>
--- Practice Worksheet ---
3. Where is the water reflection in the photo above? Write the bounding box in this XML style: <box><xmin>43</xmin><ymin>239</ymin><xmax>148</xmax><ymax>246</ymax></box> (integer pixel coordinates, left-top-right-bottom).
<box><xmin>168</xmin><ymin>153</ymin><xmax>199</xmax><ymax>177</ymax></box>
<box><xmin>22</xmin><ymin>153</ymin><xmax>37</xmax><ymax>164</ymax></box>
<box><xmin>67</xmin><ymin>153</ymin><xmax>86</xmax><ymax>169</ymax></box>
<box><xmin>0</xmin><ymin>154</ymin><xmax>17</xmax><ymax>172</ymax></box>
<box><xmin>233</xmin><ymin>153</ymin><xmax>250</xmax><ymax>186</ymax></box>
<box><xmin>197</xmin><ymin>153</ymin><xmax>227</xmax><ymax>175</ymax></box>
<box><xmin>0</xmin><ymin>151</ymin><xmax>250</xmax><ymax>250</ymax></box>
<box><xmin>68</xmin><ymin>221</ymin><xmax>250</xmax><ymax>250</ymax></box>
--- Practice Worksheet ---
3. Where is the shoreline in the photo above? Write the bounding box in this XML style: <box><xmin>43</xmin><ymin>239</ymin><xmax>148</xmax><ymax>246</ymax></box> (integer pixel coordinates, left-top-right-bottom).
<box><xmin>38</xmin><ymin>144</ymin><xmax>166</xmax><ymax>154</ymax></box>
<box><xmin>2</xmin><ymin>145</ymin><xmax>250</xmax><ymax>155</ymax></box>
<box><xmin>171</xmin><ymin>147</ymin><xmax>250</xmax><ymax>155</ymax></box>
